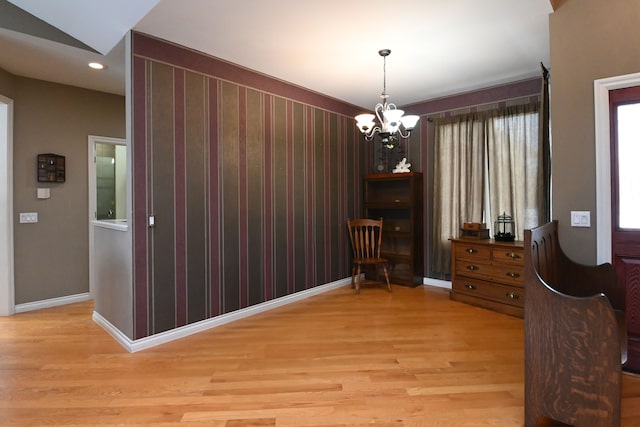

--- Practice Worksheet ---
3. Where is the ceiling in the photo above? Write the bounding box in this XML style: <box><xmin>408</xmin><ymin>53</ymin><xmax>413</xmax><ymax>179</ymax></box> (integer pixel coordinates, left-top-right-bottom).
<box><xmin>0</xmin><ymin>0</ymin><xmax>553</xmax><ymax>109</ymax></box>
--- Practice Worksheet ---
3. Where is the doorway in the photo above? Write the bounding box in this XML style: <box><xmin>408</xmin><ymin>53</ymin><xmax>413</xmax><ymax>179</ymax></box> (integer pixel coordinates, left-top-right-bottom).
<box><xmin>88</xmin><ymin>135</ymin><xmax>126</xmax><ymax>298</ymax></box>
<box><xmin>0</xmin><ymin>94</ymin><xmax>14</xmax><ymax>316</ymax></box>
<box><xmin>610</xmin><ymin>86</ymin><xmax>640</xmax><ymax>373</ymax></box>
<box><xmin>594</xmin><ymin>72</ymin><xmax>640</xmax><ymax>374</ymax></box>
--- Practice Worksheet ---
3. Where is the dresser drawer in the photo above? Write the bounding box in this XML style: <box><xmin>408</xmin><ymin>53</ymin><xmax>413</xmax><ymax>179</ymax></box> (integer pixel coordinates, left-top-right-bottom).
<box><xmin>454</xmin><ymin>243</ymin><xmax>492</xmax><ymax>261</ymax></box>
<box><xmin>452</xmin><ymin>277</ymin><xmax>524</xmax><ymax>308</ymax></box>
<box><xmin>492</xmin><ymin>247</ymin><xmax>524</xmax><ymax>265</ymax></box>
<box><xmin>454</xmin><ymin>258</ymin><xmax>493</xmax><ymax>281</ymax></box>
<box><xmin>454</xmin><ymin>258</ymin><xmax>523</xmax><ymax>285</ymax></box>
<box><xmin>490</xmin><ymin>262</ymin><xmax>524</xmax><ymax>286</ymax></box>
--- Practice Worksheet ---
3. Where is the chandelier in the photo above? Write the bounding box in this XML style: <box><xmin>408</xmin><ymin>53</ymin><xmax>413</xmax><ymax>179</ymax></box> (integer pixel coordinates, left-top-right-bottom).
<box><xmin>354</xmin><ymin>49</ymin><xmax>420</xmax><ymax>149</ymax></box>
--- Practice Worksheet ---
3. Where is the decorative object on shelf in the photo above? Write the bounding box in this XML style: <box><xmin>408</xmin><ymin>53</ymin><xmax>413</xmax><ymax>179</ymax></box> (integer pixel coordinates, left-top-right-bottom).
<box><xmin>460</xmin><ymin>222</ymin><xmax>489</xmax><ymax>239</ymax></box>
<box><xmin>354</xmin><ymin>49</ymin><xmax>420</xmax><ymax>150</ymax></box>
<box><xmin>37</xmin><ymin>153</ymin><xmax>65</xmax><ymax>182</ymax></box>
<box><xmin>494</xmin><ymin>212</ymin><xmax>516</xmax><ymax>241</ymax></box>
<box><xmin>392</xmin><ymin>157</ymin><xmax>411</xmax><ymax>173</ymax></box>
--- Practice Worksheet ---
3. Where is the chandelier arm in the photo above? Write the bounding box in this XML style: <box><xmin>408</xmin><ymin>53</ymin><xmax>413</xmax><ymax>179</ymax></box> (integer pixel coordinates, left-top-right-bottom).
<box><xmin>374</xmin><ymin>103</ymin><xmax>386</xmax><ymax>131</ymax></box>
<box><xmin>364</xmin><ymin>125</ymin><xmax>381</xmax><ymax>141</ymax></box>
<box><xmin>397</xmin><ymin>127</ymin><xmax>411</xmax><ymax>139</ymax></box>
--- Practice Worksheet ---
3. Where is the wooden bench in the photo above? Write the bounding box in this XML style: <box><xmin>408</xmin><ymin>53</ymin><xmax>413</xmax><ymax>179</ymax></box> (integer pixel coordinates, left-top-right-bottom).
<box><xmin>524</xmin><ymin>220</ymin><xmax>627</xmax><ymax>427</ymax></box>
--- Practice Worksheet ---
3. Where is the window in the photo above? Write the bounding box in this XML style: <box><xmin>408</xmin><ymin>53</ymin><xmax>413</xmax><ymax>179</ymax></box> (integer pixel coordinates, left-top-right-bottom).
<box><xmin>616</xmin><ymin>102</ymin><xmax>640</xmax><ymax>229</ymax></box>
<box><xmin>430</xmin><ymin>103</ymin><xmax>546</xmax><ymax>277</ymax></box>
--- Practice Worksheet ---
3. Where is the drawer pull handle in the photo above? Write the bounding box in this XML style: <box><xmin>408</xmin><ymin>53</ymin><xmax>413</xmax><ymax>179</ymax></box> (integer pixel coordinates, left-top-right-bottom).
<box><xmin>466</xmin><ymin>248</ymin><xmax>477</xmax><ymax>254</ymax></box>
<box><xmin>466</xmin><ymin>265</ymin><xmax>479</xmax><ymax>271</ymax></box>
<box><xmin>506</xmin><ymin>272</ymin><xmax>520</xmax><ymax>278</ymax></box>
<box><xmin>465</xmin><ymin>284</ymin><xmax>477</xmax><ymax>290</ymax></box>
<box><xmin>506</xmin><ymin>252</ymin><xmax>521</xmax><ymax>260</ymax></box>
<box><xmin>505</xmin><ymin>292</ymin><xmax>520</xmax><ymax>300</ymax></box>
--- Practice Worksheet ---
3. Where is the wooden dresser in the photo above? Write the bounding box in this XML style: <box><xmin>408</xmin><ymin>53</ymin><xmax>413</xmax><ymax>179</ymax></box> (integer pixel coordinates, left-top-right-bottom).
<box><xmin>450</xmin><ymin>238</ymin><xmax>525</xmax><ymax>318</ymax></box>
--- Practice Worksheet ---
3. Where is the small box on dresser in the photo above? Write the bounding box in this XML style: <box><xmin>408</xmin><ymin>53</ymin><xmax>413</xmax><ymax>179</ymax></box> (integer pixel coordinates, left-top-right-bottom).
<box><xmin>449</xmin><ymin>238</ymin><xmax>524</xmax><ymax>318</ymax></box>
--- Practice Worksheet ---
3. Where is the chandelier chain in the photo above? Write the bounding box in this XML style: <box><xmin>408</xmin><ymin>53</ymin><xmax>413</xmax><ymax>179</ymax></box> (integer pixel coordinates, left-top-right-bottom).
<box><xmin>382</xmin><ymin>54</ymin><xmax>387</xmax><ymax>99</ymax></box>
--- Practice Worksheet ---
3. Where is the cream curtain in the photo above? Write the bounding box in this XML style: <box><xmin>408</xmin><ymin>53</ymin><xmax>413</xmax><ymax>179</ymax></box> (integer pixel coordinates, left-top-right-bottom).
<box><xmin>432</xmin><ymin>104</ymin><xmax>541</xmax><ymax>276</ymax></box>
<box><xmin>432</xmin><ymin>114</ymin><xmax>486</xmax><ymax>274</ymax></box>
<box><xmin>486</xmin><ymin>104</ymin><xmax>541</xmax><ymax>236</ymax></box>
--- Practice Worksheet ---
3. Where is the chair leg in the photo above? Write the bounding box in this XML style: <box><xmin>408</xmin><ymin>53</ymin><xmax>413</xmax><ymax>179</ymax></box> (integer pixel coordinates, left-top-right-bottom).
<box><xmin>355</xmin><ymin>264</ymin><xmax>361</xmax><ymax>294</ymax></box>
<box><xmin>351</xmin><ymin>264</ymin><xmax>356</xmax><ymax>289</ymax></box>
<box><xmin>382</xmin><ymin>264</ymin><xmax>391</xmax><ymax>292</ymax></box>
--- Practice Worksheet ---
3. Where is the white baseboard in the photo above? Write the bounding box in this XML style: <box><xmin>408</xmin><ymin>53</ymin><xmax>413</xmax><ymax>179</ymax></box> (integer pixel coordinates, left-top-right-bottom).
<box><xmin>423</xmin><ymin>277</ymin><xmax>452</xmax><ymax>290</ymax></box>
<box><xmin>14</xmin><ymin>292</ymin><xmax>91</xmax><ymax>313</ymax></box>
<box><xmin>93</xmin><ymin>277</ymin><xmax>352</xmax><ymax>353</ymax></box>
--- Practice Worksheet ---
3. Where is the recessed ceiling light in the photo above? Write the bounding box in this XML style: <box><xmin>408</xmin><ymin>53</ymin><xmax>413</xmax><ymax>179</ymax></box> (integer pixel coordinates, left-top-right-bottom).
<box><xmin>88</xmin><ymin>62</ymin><xmax>105</xmax><ymax>70</ymax></box>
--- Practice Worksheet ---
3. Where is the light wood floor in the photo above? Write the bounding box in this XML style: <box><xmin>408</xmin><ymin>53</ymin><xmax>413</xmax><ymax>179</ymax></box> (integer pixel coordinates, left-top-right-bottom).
<box><xmin>1</xmin><ymin>285</ymin><xmax>639</xmax><ymax>426</ymax></box>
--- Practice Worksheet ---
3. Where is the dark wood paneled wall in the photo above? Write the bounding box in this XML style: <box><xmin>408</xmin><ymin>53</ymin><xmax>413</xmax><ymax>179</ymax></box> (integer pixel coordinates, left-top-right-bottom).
<box><xmin>132</xmin><ymin>33</ymin><xmax>363</xmax><ymax>339</ymax></box>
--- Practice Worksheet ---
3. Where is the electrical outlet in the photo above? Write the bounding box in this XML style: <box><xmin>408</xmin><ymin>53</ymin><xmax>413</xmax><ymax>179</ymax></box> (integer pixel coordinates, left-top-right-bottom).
<box><xmin>19</xmin><ymin>212</ymin><xmax>38</xmax><ymax>223</ymax></box>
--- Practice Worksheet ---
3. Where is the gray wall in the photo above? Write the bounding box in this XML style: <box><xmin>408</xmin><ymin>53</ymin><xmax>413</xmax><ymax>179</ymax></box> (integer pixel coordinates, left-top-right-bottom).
<box><xmin>93</xmin><ymin>224</ymin><xmax>132</xmax><ymax>338</ymax></box>
<box><xmin>550</xmin><ymin>0</ymin><xmax>640</xmax><ymax>263</ymax></box>
<box><xmin>0</xmin><ymin>68</ymin><xmax>15</xmax><ymax>97</ymax></box>
<box><xmin>0</xmin><ymin>71</ymin><xmax>125</xmax><ymax>304</ymax></box>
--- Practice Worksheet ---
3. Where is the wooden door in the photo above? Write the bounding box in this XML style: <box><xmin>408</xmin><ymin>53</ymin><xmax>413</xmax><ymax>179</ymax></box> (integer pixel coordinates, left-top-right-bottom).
<box><xmin>610</xmin><ymin>86</ymin><xmax>640</xmax><ymax>373</ymax></box>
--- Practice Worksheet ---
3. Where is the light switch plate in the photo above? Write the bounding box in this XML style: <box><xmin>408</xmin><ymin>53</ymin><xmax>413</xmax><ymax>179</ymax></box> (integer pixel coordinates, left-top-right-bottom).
<box><xmin>570</xmin><ymin>211</ymin><xmax>590</xmax><ymax>227</ymax></box>
<box><xmin>36</xmin><ymin>188</ymin><xmax>50</xmax><ymax>199</ymax></box>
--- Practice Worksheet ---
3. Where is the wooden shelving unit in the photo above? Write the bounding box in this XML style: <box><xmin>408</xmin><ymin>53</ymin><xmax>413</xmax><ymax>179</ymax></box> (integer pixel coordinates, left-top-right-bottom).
<box><xmin>363</xmin><ymin>172</ymin><xmax>423</xmax><ymax>287</ymax></box>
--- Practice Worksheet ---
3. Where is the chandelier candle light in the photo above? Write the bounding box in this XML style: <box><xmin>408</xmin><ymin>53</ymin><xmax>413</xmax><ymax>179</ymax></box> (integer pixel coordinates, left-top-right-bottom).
<box><xmin>355</xmin><ymin>49</ymin><xmax>420</xmax><ymax>149</ymax></box>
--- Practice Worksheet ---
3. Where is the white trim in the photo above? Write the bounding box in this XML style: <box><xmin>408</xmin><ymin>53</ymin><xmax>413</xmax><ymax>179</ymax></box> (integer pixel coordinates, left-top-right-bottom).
<box><xmin>0</xmin><ymin>94</ymin><xmax>14</xmax><ymax>316</ymax></box>
<box><xmin>423</xmin><ymin>277</ymin><xmax>452</xmax><ymax>290</ymax></box>
<box><xmin>91</xmin><ymin>219</ymin><xmax>128</xmax><ymax>232</ymax></box>
<box><xmin>93</xmin><ymin>310</ymin><xmax>134</xmax><ymax>349</ymax></box>
<box><xmin>594</xmin><ymin>72</ymin><xmax>640</xmax><ymax>264</ymax></box>
<box><xmin>94</xmin><ymin>277</ymin><xmax>353</xmax><ymax>353</ymax></box>
<box><xmin>15</xmin><ymin>293</ymin><xmax>91</xmax><ymax>313</ymax></box>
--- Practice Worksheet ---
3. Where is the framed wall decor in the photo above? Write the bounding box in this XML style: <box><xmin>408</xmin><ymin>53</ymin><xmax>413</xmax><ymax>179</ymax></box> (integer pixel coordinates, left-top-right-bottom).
<box><xmin>37</xmin><ymin>153</ymin><xmax>65</xmax><ymax>182</ymax></box>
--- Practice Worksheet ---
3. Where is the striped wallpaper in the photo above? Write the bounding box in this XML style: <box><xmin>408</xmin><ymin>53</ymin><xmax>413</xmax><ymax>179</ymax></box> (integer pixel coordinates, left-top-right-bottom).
<box><xmin>132</xmin><ymin>33</ymin><xmax>365</xmax><ymax>339</ymax></box>
<box><xmin>130</xmin><ymin>32</ymin><xmax>541</xmax><ymax>339</ymax></box>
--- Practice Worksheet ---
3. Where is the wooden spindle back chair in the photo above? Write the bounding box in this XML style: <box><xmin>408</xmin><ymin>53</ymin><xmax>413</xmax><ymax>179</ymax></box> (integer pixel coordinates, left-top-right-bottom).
<box><xmin>347</xmin><ymin>218</ymin><xmax>391</xmax><ymax>293</ymax></box>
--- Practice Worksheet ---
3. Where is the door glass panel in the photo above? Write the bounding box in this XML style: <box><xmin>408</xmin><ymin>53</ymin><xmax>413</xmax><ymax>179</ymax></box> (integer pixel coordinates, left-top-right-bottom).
<box><xmin>617</xmin><ymin>103</ymin><xmax>640</xmax><ymax>229</ymax></box>
<box><xmin>95</xmin><ymin>142</ymin><xmax>126</xmax><ymax>220</ymax></box>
